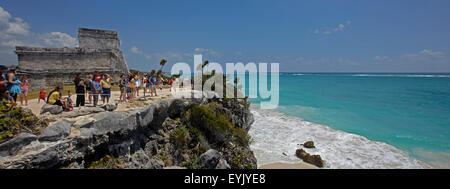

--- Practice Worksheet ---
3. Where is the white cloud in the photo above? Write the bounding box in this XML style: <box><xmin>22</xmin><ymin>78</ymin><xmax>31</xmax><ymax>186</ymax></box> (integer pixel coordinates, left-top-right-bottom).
<box><xmin>0</xmin><ymin>7</ymin><xmax>12</xmax><ymax>30</ymax></box>
<box><xmin>0</xmin><ymin>6</ymin><xmax>78</xmax><ymax>65</ymax></box>
<box><xmin>402</xmin><ymin>49</ymin><xmax>447</xmax><ymax>63</ymax></box>
<box><xmin>0</xmin><ymin>39</ymin><xmax>24</xmax><ymax>47</ymax></box>
<box><xmin>314</xmin><ymin>20</ymin><xmax>351</xmax><ymax>35</ymax></box>
<box><xmin>374</xmin><ymin>56</ymin><xmax>392</xmax><ymax>63</ymax></box>
<box><xmin>131</xmin><ymin>46</ymin><xmax>142</xmax><ymax>54</ymax></box>
<box><xmin>130</xmin><ymin>46</ymin><xmax>151</xmax><ymax>59</ymax></box>
<box><xmin>337</xmin><ymin>57</ymin><xmax>359</xmax><ymax>65</ymax></box>
<box><xmin>6</xmin><ymin>17</ymin><xmax>29</xmax><ymax>36</ymax></box>
<box><xmin>40</xmin><ymin>32</ymin><xmax>77</xmax><ymax>47</ymax></box>
<box><xmin>194</xmin><ymin>47</ymin><xmax>219</xmax><ymax>56</ymax></box>
<box><xmin>419</xmin><ymin>49</ymin><xmax>445</xmax><ymax>57</ymax></box>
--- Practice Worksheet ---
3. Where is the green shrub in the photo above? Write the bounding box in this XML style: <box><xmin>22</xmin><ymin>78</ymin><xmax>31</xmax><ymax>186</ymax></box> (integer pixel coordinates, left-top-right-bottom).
<box><xmin>0</xmin><ymin>100</ymin><xmax>48</xmax><ymax>143</ymax></box>
<box><xmin>170</xmin><ymin>126</ymin><xmax>190</xmax><ymax>146</ymax></box>
<box><xmin>182</xmin><ymin>103</ymin><xmax>250</xmax><ymax>147</ymax></box>
<box><xmin>88</xmin><ymin>155</ymin><xmax>125</xmax><ymax>169</ymax></box>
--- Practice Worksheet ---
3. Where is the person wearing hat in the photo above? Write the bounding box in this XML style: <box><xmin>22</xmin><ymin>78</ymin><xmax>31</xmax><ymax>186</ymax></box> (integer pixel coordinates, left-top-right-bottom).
<box><xmin>100</xmin><ymin>74</ymin><xmax>112</xmax><ymax>104</ymax></box>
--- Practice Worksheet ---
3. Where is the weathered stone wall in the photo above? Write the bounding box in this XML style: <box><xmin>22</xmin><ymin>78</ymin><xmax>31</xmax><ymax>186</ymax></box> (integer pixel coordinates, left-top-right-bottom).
<box><xmin>78</xmin><ymin>28</ymin><xmax>120</xmax><ymax>49</ymax></box>
<box><xmin>15</xmin><ymin>28</ymin><xmax>129</xmax><ymax>90</ymax></box>
<box><xmin>16</xmin><ymin>47</ymin><xmax>113</xmax><ymax>72</ymax></box>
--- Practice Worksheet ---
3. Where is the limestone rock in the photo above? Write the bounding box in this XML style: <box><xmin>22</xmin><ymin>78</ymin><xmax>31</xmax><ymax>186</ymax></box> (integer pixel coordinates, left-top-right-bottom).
<box><xmin>66</xmin><ymin>107</ymin><xmax>105</xmax><ymax>117</ymax></box>
<box><xmin>0</xmin><ymin>133</ymin><xmax>37</xmax><ymax>157</ymax></box>
<box><xmin>303</xmin><ymin>141</ymin><xmax>315</xmax><ymax>148</ymax></box>
<box><xmin>150</xmin><ymin>158</ymin><xmax>164</xmax><ymax>169</ymax></box>
<box><xmin>168</xmin><ymin>99</ymin><xmax>186</xmax><ymax>118</ymax></box>
<box><xmin>38</xmin><ymin>120</ymin><xmax>73</xmax><ymax>142</ymax></box>
<box><xmin>79</xmin><ymin>111</ymin><xmax>137</xmax><ymax>137</ymax></box>
<box><xmin>137</xmin><ymin>105</ymin><xmax>155</xmax><ymax>127</ymax></box>
<box><xmin>215</xmin><ymin>159</ymin><xmax>231</xmax><ymax>169</ymax></box>
<box><xmin>199</xmin><ymin>149</ymin><xmax>221</xmax><ymax>169</ymax></box>
<box><xmin>127</xmin><ymin>150</ymin><xmax>152</xmax><ymax>169</ymax></box>
<box><xmin>295</xmin><ymin>149</ymin><xmax>325</xmax><ymax>168</ymax></box>
<box><xmin>40</xmin><ymin>104</ymin><xmax>63</xmax><ymax>115</ymax></box>
<box><xmin>99</xmin><ymin>103</ymin><xmax>117</xmax><ymax>112</ymax></box>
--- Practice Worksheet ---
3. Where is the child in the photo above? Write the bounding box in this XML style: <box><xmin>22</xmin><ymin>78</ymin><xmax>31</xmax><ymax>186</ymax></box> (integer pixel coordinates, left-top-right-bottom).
<box><xmin>38</xmin><ymin>88</ymin><xmax>46</xmax><ymax>104</ymax></box>
<box><xmin>19</xmin><ymin>76</ymin><xmax>29</xmax><ymax>106</ymax></box>
<box><xmin>66</xmin><ymin>90</ymin><xmax>74</xmax><ymax>111</ymax></box>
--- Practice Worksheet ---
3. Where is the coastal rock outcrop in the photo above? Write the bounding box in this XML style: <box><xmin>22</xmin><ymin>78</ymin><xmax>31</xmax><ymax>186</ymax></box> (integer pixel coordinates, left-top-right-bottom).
<box><xmin>303</xmin><ymin>141</ymin><xmax>315</xmax><ymax>148</ymax></box>
<box><xmin>99</xmin><ymin>103</ymin><xmax>118</xmax><ymax>112</ymax></box>
<box><xmin>0</xmin><ymin>133</ymin><xmax>37</xmax><ymax>157</ymax></box>
<box><xmin>295</xmin><ymin>149</ymin><xmax>325</xmax><ymax>168</ymax></box>
<box><xmin>0</xmin><ymin>97</ymin><xmax>256</xmax><ymax>169</ymax></box>
<box><xmin>199</xmin><ymin>149</ymin><xmax>221</xmax><ymax>169</ymax></box>
<box><xmin>38</xmin><ymin>120</ymin><xmax>73</xmax><ymax>142</ymax></box>
<box><xmin>40</xmin><ymin>104</ymin><xmax>63</xmax><ymax>115</ymax></box>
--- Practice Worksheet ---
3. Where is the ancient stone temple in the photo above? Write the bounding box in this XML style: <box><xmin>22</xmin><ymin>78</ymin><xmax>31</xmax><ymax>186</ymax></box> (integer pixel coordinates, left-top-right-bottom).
<box><xmin>15</xmin><ymin>28</ymin><xmax>129</xmax><ymax>90</ymax></box>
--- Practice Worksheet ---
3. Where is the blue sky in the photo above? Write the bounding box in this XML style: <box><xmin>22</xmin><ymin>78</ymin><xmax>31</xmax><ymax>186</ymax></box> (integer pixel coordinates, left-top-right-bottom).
<box><xmin>1</xmin><ymin>0</ymin><xmax>450</xmax><ymax>72</ymax></box>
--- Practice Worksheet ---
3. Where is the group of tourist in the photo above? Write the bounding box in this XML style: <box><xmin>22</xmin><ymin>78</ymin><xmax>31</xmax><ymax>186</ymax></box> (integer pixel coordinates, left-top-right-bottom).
<box><xmin>73</xmin><ymin>71</ymin><xmax>113</xmax><ymax>107</ymax></box>
<box><xmin>0</xmin><ymin>67</ymin><xmax>179</xmax><ymax>112</ymax></box>
<box><xmin>0</xmin><ymin>69</ymin><xmax>30</xmax><ymax>106</ymax></box>
<box><xmin>118</xmin><ymin>71</ymin><xmax>174</xmax><ymax>102</ymax></box>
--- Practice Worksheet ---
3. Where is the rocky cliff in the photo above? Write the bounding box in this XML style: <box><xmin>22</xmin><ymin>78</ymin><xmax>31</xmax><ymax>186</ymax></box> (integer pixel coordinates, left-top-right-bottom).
<box><xmin>0</xmin><ymin>97</ymin><xmax>256</xmax><ymax>169</ymax></box>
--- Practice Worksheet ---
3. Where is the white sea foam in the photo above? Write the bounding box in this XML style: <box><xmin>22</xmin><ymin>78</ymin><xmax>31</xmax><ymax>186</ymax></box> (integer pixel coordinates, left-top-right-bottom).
<box><xmin>248</xmin><ymin>109</ymin><xmax>432</xmax><ymax>169</ymax></box>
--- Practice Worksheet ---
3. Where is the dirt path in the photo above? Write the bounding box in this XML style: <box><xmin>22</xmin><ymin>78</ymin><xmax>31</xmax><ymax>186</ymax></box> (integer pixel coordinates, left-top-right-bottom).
<box><xmin>18</xmin><ymin>88</ymin><xmax>175</xmax><ymax>115</ymax></box>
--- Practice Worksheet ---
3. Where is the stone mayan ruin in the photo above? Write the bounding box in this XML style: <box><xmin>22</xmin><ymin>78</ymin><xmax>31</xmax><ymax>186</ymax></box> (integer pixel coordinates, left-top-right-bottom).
<box><xmin>15</xmin><ymin>28</ymin><xmax>129</xmax><ymax>90</ymax></box>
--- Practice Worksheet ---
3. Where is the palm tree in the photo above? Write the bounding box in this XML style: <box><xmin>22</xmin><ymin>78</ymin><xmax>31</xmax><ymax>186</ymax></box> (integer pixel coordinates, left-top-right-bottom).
<box><xmin>202</xmin><ymin>60</ymin><xmax>209</xmax><ymax>68</ymax></box>
<box><xmin>159</xmin><ymin>59</ymin><xmax>167</xmax><ymax>71</ymax></box>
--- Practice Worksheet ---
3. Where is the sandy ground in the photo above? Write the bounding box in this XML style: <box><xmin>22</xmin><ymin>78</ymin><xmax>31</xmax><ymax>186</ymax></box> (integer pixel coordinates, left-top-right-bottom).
<box><xmin>258</xmin><ymin>162</ymin><xmax>318</xmax><ymax>169</ymax></box>
<box><xmin>18</xmin><ymin>87</ymin><xmax>173</xmax><ymax>115</ymax></box>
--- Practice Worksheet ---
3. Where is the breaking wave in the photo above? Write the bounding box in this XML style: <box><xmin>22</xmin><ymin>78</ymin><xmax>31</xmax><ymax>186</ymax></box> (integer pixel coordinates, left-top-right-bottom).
<box><xmin>248</xmin><ymin>109</ymin><xmax>431</xmax><ymax>169</ymax></box>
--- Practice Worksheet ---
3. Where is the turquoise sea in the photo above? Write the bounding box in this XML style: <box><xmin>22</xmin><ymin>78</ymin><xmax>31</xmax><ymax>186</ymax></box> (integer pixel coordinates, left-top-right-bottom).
<box><xmin>244</xmin><ymin>73</ymin><xmax>450</xmax><ymax>168</ymax></box>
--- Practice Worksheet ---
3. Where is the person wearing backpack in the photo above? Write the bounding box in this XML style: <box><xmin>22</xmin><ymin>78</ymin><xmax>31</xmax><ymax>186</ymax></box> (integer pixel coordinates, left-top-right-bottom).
<box><xmin>150</xmin><ymin>74</ymin><xmax>157</xmax><ymax>97</ymax></box>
